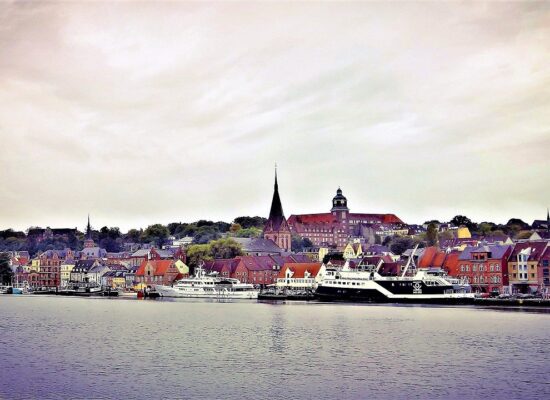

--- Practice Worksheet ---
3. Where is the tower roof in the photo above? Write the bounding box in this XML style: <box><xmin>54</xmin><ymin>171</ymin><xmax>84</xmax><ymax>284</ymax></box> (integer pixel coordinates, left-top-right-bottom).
<box><xmin>265</xmin><ymin>168</ymin><xmax>286</xmax><ymax>232</ymax></box>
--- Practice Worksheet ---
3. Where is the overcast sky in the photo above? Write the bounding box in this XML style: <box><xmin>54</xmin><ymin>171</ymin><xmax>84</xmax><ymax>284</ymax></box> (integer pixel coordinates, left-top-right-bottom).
<box><xmin>0</xmin><ymin>1</ymin><xmax>549</xmax><ymax>232</ymax></box>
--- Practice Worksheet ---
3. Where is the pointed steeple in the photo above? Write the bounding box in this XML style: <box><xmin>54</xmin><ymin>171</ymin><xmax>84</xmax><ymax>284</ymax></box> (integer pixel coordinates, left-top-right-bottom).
<box><xmin>263</xmin><ymin>165</ymin><xmax>291</xmax><ymax>251</ymax></box>
<box><xmin>266</xmin><ymin>165</ymin><xmax>284</xmax><ymax>231</ymax></box>
<box><xmin>547</xmin><ymin>208</ymin><xmax>549</xmax><ymax>233</ymax></box>
<box><xmin>86</xmin><ymin>214</ymin><xmax>92</xmax><ymax>239</ymax></box>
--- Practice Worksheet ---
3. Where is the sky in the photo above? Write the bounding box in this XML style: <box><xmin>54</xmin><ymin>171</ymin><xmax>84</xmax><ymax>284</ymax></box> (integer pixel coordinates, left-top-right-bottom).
<box><xmin>0</xmin><ymin>1</ymin><xmax>549</xmax><ymax>232</ymax></box>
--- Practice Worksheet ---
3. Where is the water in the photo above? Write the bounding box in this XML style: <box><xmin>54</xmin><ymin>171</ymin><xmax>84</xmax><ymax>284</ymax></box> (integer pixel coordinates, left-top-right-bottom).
<box><xmin>1</xmin><ymin>296</ymin><xmax>549</xmax><ymax>400</ymax></box>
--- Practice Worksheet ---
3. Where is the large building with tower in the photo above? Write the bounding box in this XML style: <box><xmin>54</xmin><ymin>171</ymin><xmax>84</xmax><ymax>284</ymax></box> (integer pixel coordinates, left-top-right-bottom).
<box><xmin>287</xmin><ymin>188</ymin><xmax>404</xmax><ymax>249</ymax></box>
<box><xmin>263</xmin><ymin>169</ymin><xmax>404</xmax><ymax>250</ymax></box>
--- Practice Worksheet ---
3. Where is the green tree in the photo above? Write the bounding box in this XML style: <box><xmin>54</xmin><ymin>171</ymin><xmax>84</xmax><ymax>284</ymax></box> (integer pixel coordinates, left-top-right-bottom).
<box><xmin>390</xmin><ymin>236</ymin><xmax>416</xmax><ymax>255</ymax></box>
<box><xmin>141</xmin><ymin>224</ymin><xmax>170</xmax><ymax>247</ymax></box>
<box><xmin>186</xmin><ymin>244</ymin><xmax>213</xmax><ymax>270</ymax></box>
<box><xmin>291</xmin><ymin>235</ymin><xmax>314</xmax><ymax>252</ymax></box>
<box><xmin>0</xmin><ymin>252</ymin><xmax>13</xmax><ymax>285</ymax></box>
<box><xmin>230</xmin><ymin>223</ymin><xmax>242</xmax><ymax>233</ymax></box>
<box><xmin>439</xmin><ymin>230</ymin><xmax>454</xmax><ymax>240</ymax></box>
<box><xmin>209</xmin><ymin>238</ymin><xmax>243</xmax><ymax>259</ymax></box>
<box><xmin>477</xmin><ymin>222</ymin><xmax>496</xmax><ymax>236</ymax></box>
<box><xmin>233</xmin><ymin>227</ymin><xmax>262</xmax><ymax>238</ymax></box>
<box><xmin>193</xmin><ymin>226</ymin><xmax>221</xmax><ymax>244</ymax></box>
<box><xmin>426</xmin><ymin>223</ymin><xmax>439</xmax><ymax>247</ymax></box>
<box><xmin>233</xmin><ymin>216</ymin><xmax>267</xmax><ymax>229</ymax></box>
<box><xmin>125</xmin><ymin>228</ymin><xmax>142</xmax><ymax>242</ymax></box>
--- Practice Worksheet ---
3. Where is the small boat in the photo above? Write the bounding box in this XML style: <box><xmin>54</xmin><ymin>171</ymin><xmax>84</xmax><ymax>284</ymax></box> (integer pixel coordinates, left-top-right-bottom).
<box><xmin>57</xmin><ymin>283</ymin><xmax>102</xmax><ymax>296</ymax></box>
<box><xmin>0</xmin><ymin>285</ymin><xmax>11</xmax><ymax>294</ymax></box>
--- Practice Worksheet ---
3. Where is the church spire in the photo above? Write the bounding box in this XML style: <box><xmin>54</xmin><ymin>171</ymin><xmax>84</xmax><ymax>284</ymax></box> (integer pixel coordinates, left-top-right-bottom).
<box><xmin>268</xmin><ymin>164</ymin><xmax>284</xmax><ymax>227</ymax></box>
<box><xmin>86</xmin><ymin>214</ymin><xmax>92</xmax><ymax>239</ymax></box>
<box><xmin>547</xmin><ymin>208</ymin><xmax>549</xmax><ymax>233</ymax></box>
<box><xmin>263</xmin><ymin>165</ymin><xmax>291</xmax><ymax>251</ymax></box>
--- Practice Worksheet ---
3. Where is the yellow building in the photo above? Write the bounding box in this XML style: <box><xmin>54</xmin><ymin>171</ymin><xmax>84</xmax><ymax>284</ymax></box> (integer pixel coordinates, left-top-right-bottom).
<box><xmin>507</xmin><ymin>242</ymin><xmax>547</xmax><ymax>293</ymax></box>
<box><xmin>29</xmin><ymin>258</ymin><xmax>41</xmax><ymax>272</ymax></box>
<box><xmin>60</xmin><ymin>262</ymin><xmax>75</xmax><ymax>287</ymax></box>
<box><xmin>112</xmin><ymin>275</ymin><xmax>126</xmax><ymax>289</ymax></box>
<box><xmin>343</xmin><ymin>242</ymin><xmax>363</xmax><ymax>260</ymax></box>
<box><xmin>174</xmin><ymin>259</ymin><xmax>189</xmax><ymax>276</ymax></box>
<box><xmin>457</xmin><ymin>226</ymin><xmax>472</xmax><ymax>239</ymax></box>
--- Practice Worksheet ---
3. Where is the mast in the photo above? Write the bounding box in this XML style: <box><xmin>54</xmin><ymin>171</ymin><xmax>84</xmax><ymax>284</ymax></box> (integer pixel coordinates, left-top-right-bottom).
<box><xmin>401</xmin><ymin>244</ymin><xmax>419</xmax><ymax>278</ymax></box>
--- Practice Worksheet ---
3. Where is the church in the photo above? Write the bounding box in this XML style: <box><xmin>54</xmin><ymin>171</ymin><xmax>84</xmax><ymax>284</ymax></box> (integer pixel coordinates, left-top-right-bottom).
<box><xmin>263</xmin><ymin>170</ymin><xmax>403</xmax><ymax>250</ymax></box>
<box><xmin>262</xmin><ymin>170</ymin><xmax>292</xmax><ymax>251</ymax></box>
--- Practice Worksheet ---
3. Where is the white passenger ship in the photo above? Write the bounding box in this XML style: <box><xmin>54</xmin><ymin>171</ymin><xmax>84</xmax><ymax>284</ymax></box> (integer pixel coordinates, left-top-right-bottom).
<box><xmin>155</xmin><ymin>265</ymin><xmax>259</xmax><ymax>299</ymax></box>
<box><xmin>315</xmin><ymin>249</ymin><xmax>474</xmax><ymax>304</ymax></box>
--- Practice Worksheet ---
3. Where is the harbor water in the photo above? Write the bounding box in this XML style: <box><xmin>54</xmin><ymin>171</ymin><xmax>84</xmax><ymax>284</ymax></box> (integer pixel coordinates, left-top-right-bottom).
<box><xmin>1</xmin><ymin>296</ymin><xmax>549</xmax><ymax>399</ymax></box>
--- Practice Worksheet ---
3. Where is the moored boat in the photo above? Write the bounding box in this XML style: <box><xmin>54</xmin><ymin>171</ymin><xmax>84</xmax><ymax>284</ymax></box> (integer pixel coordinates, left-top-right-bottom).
<box><xmin>155</xmin><ymin>265</ymin><xmax>259</xmax><ymax>299</ymax></box>
<box><xmin>315</xmin><ymin>248</ymin><xmax>474</xmax><ymax>304</ymax></box>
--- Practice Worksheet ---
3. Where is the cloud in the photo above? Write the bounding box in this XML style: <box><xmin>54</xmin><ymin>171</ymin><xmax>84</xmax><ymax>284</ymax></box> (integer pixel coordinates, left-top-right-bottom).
<box><xmin>0</xmin><ymin>1</ymin><xmax>548</xmax><ymax>231</ymax></box>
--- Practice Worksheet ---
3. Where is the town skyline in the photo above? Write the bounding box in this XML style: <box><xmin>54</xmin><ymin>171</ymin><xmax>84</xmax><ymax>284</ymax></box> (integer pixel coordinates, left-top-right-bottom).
<box><xmin>1</xmin><ymin>2</ymin><xmax>549</xmax><ymax>231</ymax></box>
<box><xmin>1</xmin><ymin>171</ymin><xmax>548</xmax><ymax>233</ymax></box>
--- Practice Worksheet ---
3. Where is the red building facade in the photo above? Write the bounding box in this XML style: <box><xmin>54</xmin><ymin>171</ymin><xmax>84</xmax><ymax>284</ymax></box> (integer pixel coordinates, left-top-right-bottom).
<box><xmin>457</xmin><ymin>245</ymin><xmax>512</xmax><ymax>293</ymax></box>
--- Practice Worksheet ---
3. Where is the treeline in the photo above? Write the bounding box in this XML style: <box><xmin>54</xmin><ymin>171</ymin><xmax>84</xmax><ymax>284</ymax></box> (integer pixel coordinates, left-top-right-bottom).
<box><xmin>0</xmin><ymin>216</ymin><xmax>267</xmax><ymax>256</ymax></box>
<box><xmin>425</xmin><ymin>215</ymin><xmax>536</xmax><ymax>239</ymax></box>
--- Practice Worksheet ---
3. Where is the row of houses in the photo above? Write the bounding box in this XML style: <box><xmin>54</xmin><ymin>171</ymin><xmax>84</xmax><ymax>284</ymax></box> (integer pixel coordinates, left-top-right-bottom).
<box><xmin>203</xmin><ymin>254</ymin><xmax>311</xmax><ymax>286</ymax></box>
<box><xmin>416</xmin><ymin>240</ymin><xmax>550</xmax><ymax>294</ymax></box>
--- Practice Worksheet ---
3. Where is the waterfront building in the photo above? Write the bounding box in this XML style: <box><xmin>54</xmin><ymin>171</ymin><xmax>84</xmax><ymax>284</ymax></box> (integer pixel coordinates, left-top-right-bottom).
<box><xmin>124</xmin><ymin>265</ymin><xmax>139</xmax><ymax>288</ymax></box>
<box><xmin>204</xmin><ymin>254</ymin><xmax>311</xmax><ymax>285</ymax></box>
<box><xmin>275</xmin><ymin>262</ymin><xmax>322</xmax><ymax>291</ymax></box>
<box><xmin>508</xmin><ymin>241</ymin><xmax>548</xmax><ymax>294</ymax></box>
<box><xmin>128</xmin><ymin>247</ymin><xmax>178</xmax><ymax>267</ymax></box>
<box><xmin>457</xmin><ymin>245</ymin><xmax>512</xmax><ymax>294</ymax></box>
<box><xmin>59</xmin><ymin>262</ymin><xmax>75</xmax><ymax>287</ymax></box>
<box><xmin>204</xmin><ymin>259</ymin><xmax>241</xmax><ymax>278</ymax></box>
<box><xmin>288</xmin><ymin>188</ymin><xmax>403</xmax><ymax>249</ymax></box>
<box><xmin>539</xmin><ymin>246</ymin><xmax>550</xmax><ymax>292</ymax></box>
<box><xmin>233</xmin><ymin>256</ymin><xmax>279</xmax><ymax>286</ymax></box>
<box><xmin>135</xmin><ymin>260</ymin><xmax>183</xmax><ymax>286</ymax></box>
<box><xmin>70</xmin><ymin>259</ymin><xmax>102</xmax><ymax>283</ymax></box>
<box><xmin>263</xmin><ymin>169</ymin><xmax>292</xmax><ymax>251</ymax></box>
<box><xmin>101</xmin><ymin>268</ymin><xmax>127</xmax><ymax>289</ymax></box>
<box><xmin>37</xmin><ymin>249</ymin><xmax>77</xmax><ymax>287</ymax></box>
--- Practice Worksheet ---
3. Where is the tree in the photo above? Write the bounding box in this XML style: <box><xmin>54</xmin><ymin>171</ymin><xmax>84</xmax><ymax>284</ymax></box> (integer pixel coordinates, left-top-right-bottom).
<box><xmin>477</xmin><ymin>222</ymin><xmax>496</xmax><ymax>236</ymax></box>
<box><xmin>233</xmin><ymin>216</ymin><xmax>267</xmax><ymax>229</ymax></box>
<box><xmin>426</xmin><ymin>223</ymin><xmax>438</xmax><ymax>247</ymax></box>
<box><xmin>450</xmin><ymin>215</ymin><xmax>472</xmax><ymax>228</ymax></box>
<box><xmin>291</xmin><ymin>235</ymin><xmax>314</xmax><ymax>252</ymax></box>
<box><xmin>439</xmin><ymin>230</ymin><xmax>454</xmax><ymax>240</ymax></box>
<box><xmin>230</xmin><ymin>223</ymin><xmax>242</xmax><ymax>233</ymax></box>
<box><xmin>141</xmin><ymin>224</ymin><xmax>170</xmax><ymax>247</ymax></box>
<box><xmin>193</xmin><ymin>226</ymin><xmax>221</xmax><ymax>244</ymax></box>
<box><xmin>125</xmin><ymin>229</ymin><xmax>142</xmax><ymax>242</ymax></box>
<box><xmin>390</xmin><ymin>237</ymin><xmax>416</xmax><ymax>255</ymax></box>
<box><xmin>209</xmin><ymin>238</ymin><xmax>243</xmax><ymax>259</ymax></box>
<box><xmin>423</xmin><ymin>220</ymin><xmax>441</xmax><ymax>225</ymax></box>
<box><xmin>232</xmin><ymin>227</ymin><xmax>262</xmax><ymax>238</ymax></box>
<box><xmin>0</xmin><ymin>252</ymin><xmax>13</xmax><ymax>285</ymax></box>
<box><xmin>506</xmin><ymin>218</ymin><xmax>529</xmax><ymax>230</ymax></box>
<box><xmin>167</xmin><ymin>222</ymin><xmax>183</xmax><ymax>235</ymax></box>
<box><xmin>186</xmin><ymin>244</ymin><xmax>213</xmax><ymax>270</ymax></box>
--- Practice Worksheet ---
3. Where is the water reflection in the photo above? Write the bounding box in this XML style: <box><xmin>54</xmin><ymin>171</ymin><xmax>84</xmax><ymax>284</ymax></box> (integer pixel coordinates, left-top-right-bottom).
<box><xmin>0</xmin><ymin>296</ymin><xmax>549</xmax><ymax>400</ymax></box>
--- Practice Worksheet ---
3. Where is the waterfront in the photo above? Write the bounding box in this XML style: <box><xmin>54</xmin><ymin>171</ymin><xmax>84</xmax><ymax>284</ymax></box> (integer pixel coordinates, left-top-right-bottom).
<box><xmin>1</xmin><ymin>297</ymin><xmax>549</xmax><ymax>400</ymax></box>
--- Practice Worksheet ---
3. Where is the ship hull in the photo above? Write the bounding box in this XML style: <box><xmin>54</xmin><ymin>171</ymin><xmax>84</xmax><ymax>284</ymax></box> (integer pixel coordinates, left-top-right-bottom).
<box><xmin>155</xmin><ymin>285</ymin><xmax>259</xmax><ymax>299</ymax></box>
<box><xmin>315</xmin><ymin>285</ymin><xmax>475</xmax><ymax>305</ymax></box>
